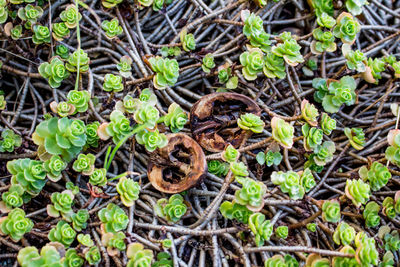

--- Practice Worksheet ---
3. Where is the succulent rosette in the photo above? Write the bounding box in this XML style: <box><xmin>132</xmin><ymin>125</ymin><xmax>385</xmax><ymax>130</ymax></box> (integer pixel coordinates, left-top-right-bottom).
<box><xmin>163</xmin><ymin>103</ymin><xmax>188</xmax><ymax>133</ymax></box>
<box><xmin>321</xmin><ymin>199</ymin><xmax>340</xmax><ymax>223</ymax></box>
<box><xmin>333</xmin><ymin>222</ymin><xmax>355</xmax><ymax>245</ymax></box>
<box><xmin>237</xmin><ymin>113</ymin><xmax>265</xmax><ymax>133</ymax></box>
<box><xmin>271</xmin><ymin>117</ymin><xmax>294</xmax><ymax>149</ymax></box>
<box><xmin>0</xmin><ymin>208</ymin><xmax>33</xmax><ymax>242</ymax></box>
<box><xmin>248</xmin><ymin>212</ymin><xmax>273</xmax><ymax>247</ymax></box>
<box><xmin>98</xmin><ymin>203</ymin><xmax>129</xmax><ymax>233</ymax></box>
<box><xmin>149</xmin><ymin>56</ymin><xmax>180</xmax><ymax>90</ymax></box>
<box><xmin>116</xmin><ymin>176</ymin><xmax>140</xmax><ymax>207</ymax></box>
<box><xmin>48</xmin><ymin>220</ymin><xmax>77</xmax><ymax>247</ymax></box>
<box><xmin>155</xmin><ymin>194</ymin><xmax>187</xmax><ymax>223</ymax></box>
<box><xmin>333</xmin><ymin>12</ymin><xmax>360</xmax><ymax>45</ymax></box>
<box><xmin>239</xmin><ymin>48</ymin><xmax>265</xmax><ymax>81</ymax></box>
<box><xmin>234</xmin><ymin>177</ymin><xmax>266</xmax><ymax>211</ymax></box>
<box><xmin>345</xmin><ymin>179</ymin><xmax>371</xmax><ymax>207</ymax></box>
<box><xmin>38</xmin><ymin>57</ymin><xmax>70</xmax><ymax>88</ymax></box>
<box><xmin>359</xmin><ymin>162</ymin><xmax>391</xmax><ymax>191</ymax></box>
<box><xmin>219</xmin><ymin>200</ymin><xmax>252</xmax><ymax>223</ymax></box>
<box><xmin>101</xmin><ymin>18</ymin><xmax>123</xmax><ymax>39</ymax></box>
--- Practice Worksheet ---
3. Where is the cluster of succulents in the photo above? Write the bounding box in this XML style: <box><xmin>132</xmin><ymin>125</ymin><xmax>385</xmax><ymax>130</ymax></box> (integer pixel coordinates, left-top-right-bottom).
<box><xmin>149</xmin><ymin>56</ymin><xmax>180</xmax><ymax>89</ymax></box>
<box><xmin>98</xmin><ymin>203</ymin><xmax>129</xmax><ymax>233</ymax></box>
<box><xmin>155</xmin><ymin>194</ymin><xmax>187</xmax><ymax>223</ymax></box>
<box><xmin>18</xmin><ymin>244</ymin><xmax>63</xmax><ymax>267</ymax></box>
<box><xmin>0</xmin><ymin>129</ymin><xmax>22</xmax><ymax>152</ymax></box>
<box><xmin>271</xmin><ymin>169</ymin><xmax>316</xmax><ymax>200</ymax></box>
<box><xmin>39</xmin><ymin>57</ymin><xmax>71</xmax><ymax>88</ymax></box>
<box><xmin>313</xmin><ymin>76</ymin><xmax>357</xmax><ymax>113</ymax></box>
<box><xmin>241</xmin><ymin>11</ymin><xmax>272</xmax><ymax>52</ymax></box>
<box><xmin>321</xmin><ymin>199</ymin><xmax>340</xmax><ymax>223</ymax></box>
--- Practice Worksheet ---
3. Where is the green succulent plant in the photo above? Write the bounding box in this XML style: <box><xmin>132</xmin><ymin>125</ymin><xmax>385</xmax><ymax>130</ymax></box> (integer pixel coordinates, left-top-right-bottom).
<box><xmin>256</xmin><ymin>150</ymin><xmax>282</xmax><ymax>167</ymax></box>
<box><xmin>163</xmin><ymin>103</ymin><xmax>188</xmax><ymax>132</ymax></box>
<box><xmin>66</xmin><ymin>182</ymin><xmax>79</xmax><ymax>195</ymax></box>
<box><xmin>100</xmin><ymin>110</ymin><xmax>132</xmax><ymax>145</ymax></box>
<box><xmin>248</xmin><ymin>212</ymin><xmax>273</xmax><ymax>247</ymax></box>
<box><xmin>354</xmin><ymin>232</ymin><xmax>379</xmax><ymax>266</ymax></box>
<box><xmin>17</xmin><ymin>4</ymin><xmax>43</xmax><ymax>25</ymax></box>
<box><xmin>359</xmin><ymin>162</ymin><xmax>391</xmax><ymax>191</ymax></box>
<box><xmin>363</xmin><ymin>201</ymin><xmax>380</xmax><ymax>228</ymax></box>
<box><xmin>382</xmin><ymin>197</ymin><xmax>396</xmax><ymax>219</ymax></box>
<box><xmin>271</xmin><ymin>171</ymin><xmax>306</xmax><ymax>200</ymax></box>
<box><xmin>241</xmin><ymin>11</ymin><xmax>272</xmax><ymax>52</ymax></box>
<box><xmin>52</xmin><ymin>22</ymin><xmax>70</xmax><ymax>41</ymax></box>
<box><xmin>320</xmin><ymin>113</ymin><xmax>336</xmax><ymax>135</ymax></box>
<box><xmin>77</xmin><ymin>233</ymin><xmax>94</xmax><ymax>247</ymax></box>
<box><xmin>149</xmin><ymin>56</ymin><xmax>179</xmax><ymax>89</ymax></box>
<box><xmin>153</xmin><ymin>252</ymin><xmax>173</xmax><ymax>267</ymax></box>
<box><xmin>312</xmin><ymin>77</ymin><xmax>329</xmax><ymax>103</ymax></box>
<box><xmin>7</xmin><ymin>158</ymin><xmax>46</xmax><ymax>196</ymax></box>
<box><xmin>275</xmin><ymin>226</ymin><xmax>288</xmax><ymax>239</ymax></box>
<box><xmin>333</xmin><ymin>222</ymin><xmax>355</xmax><ymax>245</ymax></box>
<box><xmin>385</xmin><ymin>129</ymin><xmax>400</xmax><ymax>167</ymax></box>
<box><xmin>89</xmin><ymin>168</ymin><xmax>107</xmax><ymax>187</ymax></box>
<box><xmin>98</xmin><ymin>203</ymin><xmax>129</xmax><ymax>233</ymax></box>
<box><xmin>345</xmin><ymin>49</ymin><xmax>366</xmax><ymax>72</ymax></box>
<box><xmin>71</xmin><ymin>209</ymin><xmax>89</xmax><ymax>231</ymax></box>
<box><xmin>383</xmin><ymin>230</ymin><xmax>400</xmax><ymax>252</ymax></box>
<box><xmin>18</xmin><ymin>244</ymin><xmax>63</xmax><ymax>267</ymax></box>
<box><xmin>47</xmin><ymin>190</ymin><xmax>74</xmax><ymax>220</ymax></box>
<box><xmin>67</xmin><ymin>90</ymin><xmax>90</xmax><ymax>114</ymax></box>
<box><xmin>345</xmin><ymin>127</ymin><xmax>365</xmax><ymax>150</ymax></box>
<box><xmin>43</xmin><ymin>155</ymin><xmax>67</xmax><ymax>182</ymax></box>
<box><xmin>345</xmin><ymin>179</ymin><xmax>371</xmax><ymax>207</ymax></box>
<box><xmin>222</xmin><ymin>144</ymin><xmax>239</xmax><ymax>163</ymax></box>
<box><xmin>272</xmin><ymin>32</ymin><xmax>304</xmax><ymax>66</ymax></box>
<box><xmin>72</xmin><ymin>153</ymin><xmax>95</xmax><ymax>176</ymax></box>
<box><xmin>240</xmin><ymin>48</ymin><xmax>265</xmax><ymax>81</ymax></box>
<box><xmin>208</xmin><ymin>160</ymin><xmax>229</xmax><ymax>177</ymax></box>
<box><xmin>10</xmin><ymin>25</ymin><xmax>23</xmax><ymax>40</ymax></box>
<box><xmin>219</xmin><ymin>200</ymin><xmax>252</xmax><ymax>223</ymax></box>
<box><xmin>56</xmin><ymin>44</ymin><xmax>69</xmax><ymax>59</ymax></box>
<box><xmin>48</xmin><ymin>220</ymin><xmax>76</xmax><ymax>247</ymax></box>
<box><xmin>346</xmin><ymin>0</ymin><xmax>368</xmax><ymax>16</ymax></box>
<box><xmin>202</xmin><ymin>53</ymin><xmax>215</xmax><ymax>73</ymax></box>
<box><xmin>307</xmin><ymin>223</ymin><xmax>317</xmax><ymax>232</ymax></box>
<box><xmin>364</xmin><ymin>57</ymin><xmax>386</xmax><ymax>84</ymax></box>
<box><xmin>311</xmin><ymin>28</ymin><xmax>336</xmax><ymax>54</ymax></box>
<box><xmin>32</xmin><ymin>25</ymin><xmax>51</xmax><ymax>44</ymax></box>
<box><xmin>66</xmin><ymin>49</ymin><xmax>90</xmax><ymax>73</ymax></box>
<box><xmin>155</xmin><ymin>194</ymin><xmax>187</xmax><ymax>223</ymax></box>
<box><xmin>103</xmin><ymin>74</ymin><xmax>123</xmax><ymax>92</ymax></box>
<box><xmin>60</xmin><ymin>5</ymin><xmax>82</xmax><ymax>28</ymax></box>
<box><xmin>84</xmin><ymin>246</ymin><xmax>101</xmax><ymax>265</ymax></box>
<box><xmin>379</xmin><ymin>251</ymin><xmax>395</xmax><ymax>267</ymax></box>
<box><xmin>85</xmin><ymin>122</ymin><xmax>100</xmax><ymax>148</ymax></box>
<box><xmin>302</xmin><ymin>124</ymin><xmax>323</xmax><ymax>151</ymax></box>
<box><xmin>217</xmin><ymin>64</ymin><xmax>238</xmax><ymax>89</ymax></box>
<box><xmin>316</xmin><ymin>12</ymin><xmax>335</xmax><ymax>28</ymax></box>
<box><xmin>117</xmin><ymin>55</ymin><xmax>132</xmax><ymax>78</ymax></box>
<box><xmin>333</xmin><ymin>12</ymin><xmax>360</xmax><ymax>44</ymax></box>
<box><xmin>264</xmin><ymin>255</ymin><xmax>286</xmax><ymax>267</ymax></box>
<box><xmin>271</xmin><ymin>117</ymin><xmax>294</xmax><ymax>149</ymax></box>
<box><xmin>39</xmin><ymin>57</ymin><xmax>70</xmax><ymax>88</ymax></box>
<box><xmin>126</xmin><ymin>243</ymin><xmax>153</xmax><ymax>267</ymax></box>
<box><xmin>161</xmin><ymin>239</ymin><xmax>172</xmax><ymax>249</ymax></box>
<box><xmin>0</xmin><ymin>0</ymin><xmax>7</xmax><ymax>24</ymax></box>
<box><xmin>332</xmin><ymin>246</ymin><xmax>359</xmax><ymax>267</ymax></box>
<box><xmin>117</xmin><ymin>95</ymin><xmax>141</xmax><ymax>114</ymax></box>
<box><xmin>300</xmin><ymin>168</ymin><xmax>316</xmax><ymax>192</ymax></box>
<box><xmin>263</xmin><ymin>52</ymin><xmax>286</xmax><ymax>79</ymax></box>
<box><xmin>310</xmin><ymin>0</ymin><xmax>334</xmax><ymax>16</ymax></box>
<box><xmin>116</xmin><ymin>176</ymin><xmax>140</xmax><ymax>207</ymax></box>
<box><xmin>0</xmin><ymin>129</ymin><xmax>22</xmax><ymax>152</ymax></box>
<box><xmin>310</xmin><ymin>141</ymin><xmax>336</xmax><ymax>168</ymax></box>
<box><xmin>0</xmin><ymin>208</ymin><xmax>33</xmax><ymax>241</ymax></box>
<box><xmin>234</xmin><ymin>177</ymin><xmax>267</xmax><ymax>211</ymax></box>
<box><xmin>230</xmin><ymin>161</ymin><xmax>249</xmax><ymax>179</ymax></box>
<box><xmin>50</xmin><ymin>101</ymin><xmax>75</xmax><ymax>117</ymax></box>
<box><xmin>101</xmin><ymin>18</ymin><xmax>123</xmax><ymax>38</ymax></box>
<box><xmin>62</xmin><ymin>248</ymin><xmax>84</xmax><ymax>267</ymax></box>
<box><xmin>321</xmin><ymin>76</ymin><xmax>357</xmax><ymax>113</ymax></box>
<box><xmin>321</xmin><ymin>199</ymin><xmax>340</xmax><ymax>223</ymax></box>
<box><xmin>237</xmin><ymin>113</ymin><xmax>265</xmax><ymax>133</ymax></box>
<box><xmin>1</xmin><ymin>184</ymin><xmax>24</xmax><ymax>210</ymax></box>
<box><xmin>180</xmin><ymin>30</ymin><xmax>196</xmax><ymax>52</ymax></box>
<box><xmin>160</xmin><ymin>46</ymin><xmax>181</xmax><ymax>57</ymax></box>
<box><xmin>136</xmin><ymin>129</ymin><xmax>168</xmax><ymax>152</ymax></box>
<box><xmin>102</xmin><ymin>231</ymin><xmax>126</xmax><ymax>252</ymax></box>
<box><xmin>301</xmin><ymin>99</ymin><xmax>319</xmax><ymax>127</ymax></box>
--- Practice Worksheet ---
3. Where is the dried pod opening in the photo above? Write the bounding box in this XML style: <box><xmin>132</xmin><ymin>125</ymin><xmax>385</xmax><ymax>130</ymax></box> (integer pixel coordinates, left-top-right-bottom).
<box><xmin>148</xmin><ymin>134</ymin><xmax>206</xmax><ymax>193</ymax></box>
<box><xmin>190</xmin><ymin>92</ymin><xmax>261</xmax><ymax>152</ymax></box>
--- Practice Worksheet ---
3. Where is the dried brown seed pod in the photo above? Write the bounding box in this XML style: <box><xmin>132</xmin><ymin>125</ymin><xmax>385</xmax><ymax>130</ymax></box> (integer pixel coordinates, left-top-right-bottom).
<box><xmin>147</xmin><ymin>133</ymin><xmax>206</xmax><ymax>193</ymax></box>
